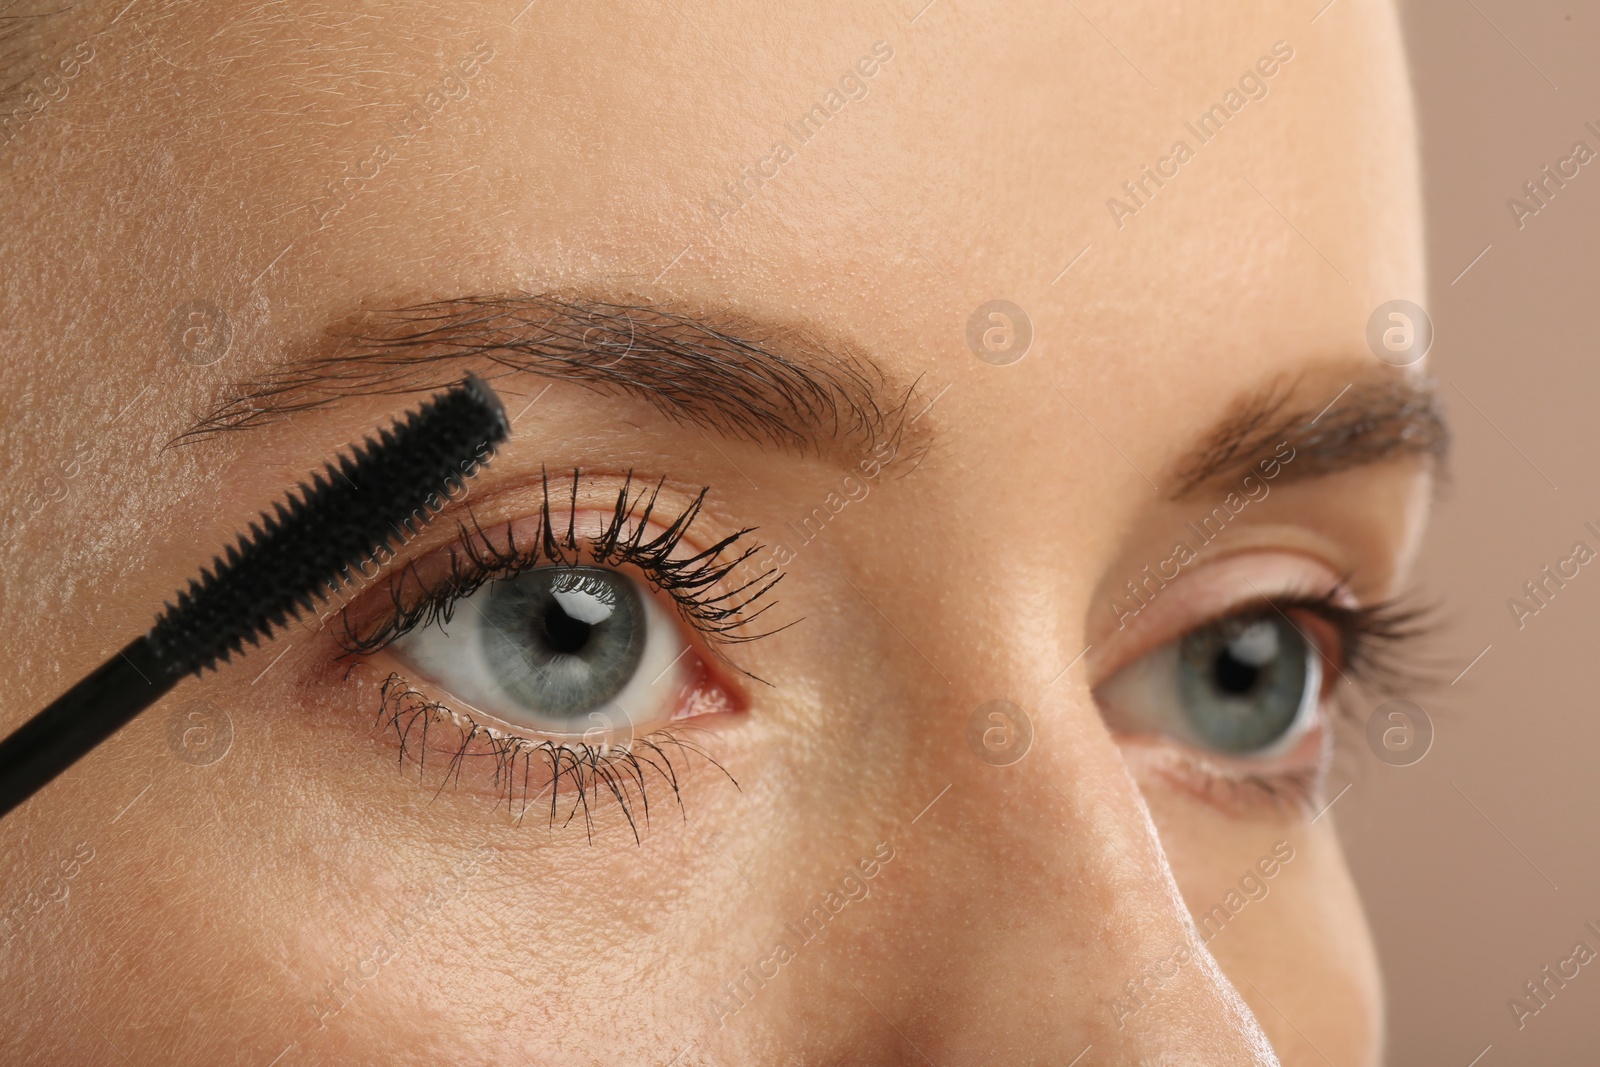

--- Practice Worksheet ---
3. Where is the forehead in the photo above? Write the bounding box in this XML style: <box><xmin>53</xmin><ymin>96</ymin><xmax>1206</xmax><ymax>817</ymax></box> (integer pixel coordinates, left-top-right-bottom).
<box><xmin>4</xmin><ymin>0</ymin><xmax>1419</xmax><ymax>454</ymax></box>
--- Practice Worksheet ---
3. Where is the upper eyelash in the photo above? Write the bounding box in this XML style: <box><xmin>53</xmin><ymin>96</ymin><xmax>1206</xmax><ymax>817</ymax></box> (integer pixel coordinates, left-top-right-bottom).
<box><xmin>332</xmin><ymin>467</ymin><xmax>786</xmax><ymax>660</ymax></box>
<box><xmin>1258</xmin><ymin>587</ymin><xmax>1438</xmax><ymax>697</ymax></box>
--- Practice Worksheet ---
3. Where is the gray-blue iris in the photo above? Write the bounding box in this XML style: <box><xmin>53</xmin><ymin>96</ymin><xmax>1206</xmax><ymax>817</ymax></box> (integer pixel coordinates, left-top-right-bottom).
<box><xmin>479</xmin><ymin>566</ymin><xmax>645</xmax><ymax>721</ymax></box>
<box><xmin>1176</xmin><ymin>615</ymin><xmax>1311</xmax><ymax>754</ymax></box>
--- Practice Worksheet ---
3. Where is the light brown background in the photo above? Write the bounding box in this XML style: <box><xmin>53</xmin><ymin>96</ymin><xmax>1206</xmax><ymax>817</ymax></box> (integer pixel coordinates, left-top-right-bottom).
<box><xmin>1341</xmin><ymin>2</ymin><xmax>1600</xmax><ymax>1063</ymax></box>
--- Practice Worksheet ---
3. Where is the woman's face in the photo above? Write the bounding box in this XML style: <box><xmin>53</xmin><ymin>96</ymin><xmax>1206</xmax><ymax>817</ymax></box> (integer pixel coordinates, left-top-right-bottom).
<box><xmin>1</xmin><ymin>0</ymin><xmax>1440</xmax><ymax>1063</ymax></box>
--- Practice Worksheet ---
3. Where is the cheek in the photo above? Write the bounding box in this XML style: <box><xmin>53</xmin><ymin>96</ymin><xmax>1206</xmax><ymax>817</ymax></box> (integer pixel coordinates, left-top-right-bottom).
<box><xmin>1215</xmin><ymin>844</ymin><xmax>1380</xmax><ymax>1064</ymax></box>
<box><xmin>1138</xmin><ymin>779</ymin><xmax>1382</xmax><ymax>1063</ymax></box>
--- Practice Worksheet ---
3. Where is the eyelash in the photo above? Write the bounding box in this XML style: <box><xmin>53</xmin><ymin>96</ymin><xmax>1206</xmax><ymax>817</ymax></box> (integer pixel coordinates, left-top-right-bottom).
<box><xmin>333</xmin><ymin>477</ymin><xmax>1433</xmax><ymax>830</ymax></box>
<box><xmin>372</xmin><ymin>672</ymin><xmax>733</xmax><ymax>842</ymax></box>
<box><xmin>335</xmin><ymin>467</ymin><xmax>784</xmax><ymax>657</ymax></box>
<box><xmin>1269</xmin><ymin>587</ymin><xmax>1435</xmax><ymax>698</ymax></box>
<box><xmin>334</xmin><ymin>469</ymin><xmax>775</xmax><ymax>839</ymax></box>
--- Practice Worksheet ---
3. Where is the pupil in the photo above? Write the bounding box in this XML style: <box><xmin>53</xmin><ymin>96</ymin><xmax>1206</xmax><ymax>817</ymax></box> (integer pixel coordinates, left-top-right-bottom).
<box><xmin>1213</xmin><ymin>649</ymin><xmax>1262</xmax><ymax>695</ymax></box>
<box><xmin>540</xmin><ymin>603</ymin><xmax>593</xmax><ymax>655</ymax></box>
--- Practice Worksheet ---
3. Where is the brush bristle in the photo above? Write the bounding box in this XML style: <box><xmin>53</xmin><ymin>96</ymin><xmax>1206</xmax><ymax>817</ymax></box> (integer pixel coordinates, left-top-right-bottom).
<box><xmin>148</xmin><ymin>375</ymin><xmax>511</xmax><ymax>676</ymax></box>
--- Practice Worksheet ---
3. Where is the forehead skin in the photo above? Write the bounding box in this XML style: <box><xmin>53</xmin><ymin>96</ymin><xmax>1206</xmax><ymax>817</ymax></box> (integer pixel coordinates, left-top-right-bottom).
<box><xmin>0</xmin><ymin>0</ymin><xmax>1421</xmax><ymax>1064</ymax></box>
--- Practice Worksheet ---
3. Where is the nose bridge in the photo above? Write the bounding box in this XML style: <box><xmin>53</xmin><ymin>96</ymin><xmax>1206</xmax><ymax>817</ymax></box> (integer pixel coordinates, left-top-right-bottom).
<box><xmin>819</xmin><ymin>495</ymin><xmax>1279</xmax><ymax>1060</ymax></box>
<box><xmin>870</xmin><ymin>678</ymin><xmax>1280</xmax><ymax>1063</ymax></box>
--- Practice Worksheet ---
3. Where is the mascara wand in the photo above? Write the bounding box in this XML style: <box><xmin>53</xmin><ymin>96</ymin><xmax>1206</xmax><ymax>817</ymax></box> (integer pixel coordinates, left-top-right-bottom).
<box><xmin>0</xmin><ymin>374</ymin><xmax>510</xmax><ymax>820</ymax></box>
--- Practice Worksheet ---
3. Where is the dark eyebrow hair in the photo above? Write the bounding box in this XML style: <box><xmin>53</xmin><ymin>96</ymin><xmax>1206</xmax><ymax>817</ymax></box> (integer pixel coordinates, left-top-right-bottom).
<box><xmin>1167</xmin><ymin>375</ymin><xmax>1450</xmax><ymax>498</ymax></box>
<box><xmin>0</xmin><ymin>4</ymin><xmax>65</xmax><ymax>104</ymax></box>
<box><xmin>177</xmin><ymin>293</ymin><xmax>917</xmax><ymax>456</ymax></box>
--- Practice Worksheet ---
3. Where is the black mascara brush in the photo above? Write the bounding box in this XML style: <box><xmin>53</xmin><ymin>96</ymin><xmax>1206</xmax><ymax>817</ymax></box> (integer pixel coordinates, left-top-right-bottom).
<box><xmin>0</xmin><ymin>374</ymin><xmax>511</xmax><ymax>819</ymax></box>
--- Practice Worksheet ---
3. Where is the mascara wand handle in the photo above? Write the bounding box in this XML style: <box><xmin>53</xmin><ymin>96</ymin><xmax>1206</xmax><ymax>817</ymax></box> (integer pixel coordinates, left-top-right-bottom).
<box><xmin>0</xmin><ymin>637</ymin><xmax>175</xmax><ymax>819</ymax></box>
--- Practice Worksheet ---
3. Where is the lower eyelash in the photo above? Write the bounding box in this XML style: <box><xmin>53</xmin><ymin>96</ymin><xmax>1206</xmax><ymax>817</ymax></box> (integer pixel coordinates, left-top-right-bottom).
<box><xmin>1200</xmin><ymin>764</ymin><xmax>1325</xmax><ymax>816</ymax></box>
<box><xmin>1142</xmin><ymin>737</ymin><xmax>1331</xmax><ymax>818</ymax></box>
<box><xmin>375</xmin><ymin>674</ymin><xmax>738</xmax><ymax>842</ymax></box>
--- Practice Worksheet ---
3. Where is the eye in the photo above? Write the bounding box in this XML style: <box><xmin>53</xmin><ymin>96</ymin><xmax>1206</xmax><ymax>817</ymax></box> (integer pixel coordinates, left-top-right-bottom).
<box><xmin>328</xmin><ymin>472</ymin><xmax>769</xmax><ymax>831</ymax></box>
<box><xmin>1095</xmin><ymin>610</ymin><xmax>1324</xmax><ymax>759</ymax></box>
<box><xmin>391</xmin><ymin>564</ymin><xmax>693</xmax><ymax>738</ymax></box>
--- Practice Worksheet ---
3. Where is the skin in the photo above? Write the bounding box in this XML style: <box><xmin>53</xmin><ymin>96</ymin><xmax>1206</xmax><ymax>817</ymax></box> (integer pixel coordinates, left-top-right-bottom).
<box><xmin>0</xmin><ymin>0</ymin><xmax>1434</xmax><ymax>1063</ymax></box>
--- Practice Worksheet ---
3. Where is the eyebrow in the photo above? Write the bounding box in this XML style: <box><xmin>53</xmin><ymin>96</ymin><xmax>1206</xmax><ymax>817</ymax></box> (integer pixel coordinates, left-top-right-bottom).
<box><xmin>0</xmin><ymin>4</ymin><xmax>63</xmax><ymax>106</ymax></box>
<box><xmin>1166</xmin><ymin>375</ymin><xmax>1450</xmax><ymax>498</ymax></box>
<box><xmin>177</xmin><ymin>294</ymin><xmax>913</xmax><ymax>457</ymax></box>
<box><xmin>181</xmin><ymin>295</ymin><xmax>1446</xmax><ymax>500</ymax></box>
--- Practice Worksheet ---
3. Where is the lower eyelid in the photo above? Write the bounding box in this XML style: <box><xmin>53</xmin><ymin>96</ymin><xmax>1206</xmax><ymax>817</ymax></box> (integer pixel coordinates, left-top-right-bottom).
<box><xmin>1117</xmin><ymin>729</ymin><xmax>1332</xmax><ymax>818</ymax></box>
<box><xmin>366</xmin><ymin>670</ymin><xmax>735</xmax><ymax>835</ymax></box>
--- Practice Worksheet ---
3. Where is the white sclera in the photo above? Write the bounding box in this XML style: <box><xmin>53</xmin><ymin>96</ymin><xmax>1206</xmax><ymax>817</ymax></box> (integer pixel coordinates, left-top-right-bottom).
<box><xmin>392</xmin><ymin>569</ymin><xmax>689</xmax><ymax>740</ymax></box>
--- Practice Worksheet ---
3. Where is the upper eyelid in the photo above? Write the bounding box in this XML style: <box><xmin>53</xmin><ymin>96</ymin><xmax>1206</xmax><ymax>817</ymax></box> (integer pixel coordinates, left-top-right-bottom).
<box><xmin>1093</xmin><ymin>598</ymin><xmax>1347</xmax><ymax>694</ymax></box>
<box><xmin>327</xmin><ymin>470</ymin><xmax>781</xmax><ymax>660</ymax></box>
<box><xmin>1088</xmin><ymin>551</ymin><xmax>1349</xmax><ymax>678</ymax></box>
